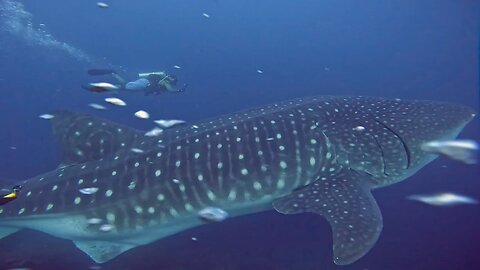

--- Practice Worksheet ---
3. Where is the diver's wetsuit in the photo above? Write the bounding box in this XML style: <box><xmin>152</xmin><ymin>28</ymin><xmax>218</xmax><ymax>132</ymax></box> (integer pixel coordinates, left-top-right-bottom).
<box><xmin>144</xmin><ymin>73</ymin><xmax>178</xmax><ymax>96</ymax></box>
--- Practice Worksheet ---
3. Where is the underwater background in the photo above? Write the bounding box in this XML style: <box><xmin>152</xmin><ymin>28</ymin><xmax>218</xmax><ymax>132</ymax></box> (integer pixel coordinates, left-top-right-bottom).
<box><xmin>0</xmin><ymin>0</ymin><xmax>479</xmax><ymax>269</ymax></box>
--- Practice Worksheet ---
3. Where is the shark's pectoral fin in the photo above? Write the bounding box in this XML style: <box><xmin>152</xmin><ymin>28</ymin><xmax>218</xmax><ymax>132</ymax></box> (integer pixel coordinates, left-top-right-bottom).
<box><xmin>0</xmin><ymin>227</ymin><xmax>18</xmax><ymax>239</ymax></box>
<box><xmin>74</xmin><ymin>240</ymin><xmax>137</xmax><ymax>263</ymax></box>
<box><xmin>273</xmin><ymin>169</ymin><xmax>383</xmax><ymax>265</ymax></box>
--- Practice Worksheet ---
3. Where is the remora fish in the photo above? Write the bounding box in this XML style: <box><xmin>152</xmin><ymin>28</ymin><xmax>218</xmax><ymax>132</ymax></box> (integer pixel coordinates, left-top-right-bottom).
<box><xmin>0</xmin><ymin>96</ymin><xmax>475</xmax><ymax>264</ymax></box>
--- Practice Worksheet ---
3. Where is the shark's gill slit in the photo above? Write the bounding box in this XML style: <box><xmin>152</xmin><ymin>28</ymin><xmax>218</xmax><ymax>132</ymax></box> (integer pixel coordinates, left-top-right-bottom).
<box><xmin>373</xmin><ymin>119</ymin><xmax>412</xmax><ymax>169</ymax></box>
<box><xmin>370</xmin><ymin>134</ymin><xmax>389</xmax><ymax>176</ymax></box>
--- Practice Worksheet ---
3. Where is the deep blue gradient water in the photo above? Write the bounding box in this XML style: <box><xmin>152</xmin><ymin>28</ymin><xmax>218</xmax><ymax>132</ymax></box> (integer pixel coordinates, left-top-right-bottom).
<box><xmin>0</xmin><ymin>0</ymin><xmax>479</xmax><ymax>269</ymax></box>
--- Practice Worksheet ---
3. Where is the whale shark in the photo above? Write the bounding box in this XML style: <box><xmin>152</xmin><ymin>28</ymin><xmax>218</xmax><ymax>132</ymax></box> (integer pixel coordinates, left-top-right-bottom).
<box><xmin>0</xmin><ymin>96</ymin><xmax>475</xmax><ymax>264</ymax></box>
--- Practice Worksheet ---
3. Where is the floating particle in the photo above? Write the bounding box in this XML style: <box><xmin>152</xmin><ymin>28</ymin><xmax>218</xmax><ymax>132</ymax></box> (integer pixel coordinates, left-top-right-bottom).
<box><xmin>39</xmin><ymin>23</ymin><xmax>45</xmax><ymax>27</ymax></box>
<box><xmin>87</xmin><ymin>218</ymin><xmax>103</xmax><ymax>225</ymax></box>
<box><xmin>407</xmin><ymin>193</ymin><xmax>478</xmax><ymax>206</ymax></box>
<box><xmin>99</xmin><ymin>224</ymin><xmax>115</xmax><ymax>232</ymax></box>
<box><xmin>191</xmin><ymin>237</ymin><xmax>198</xmax><ymax>241</ymax></box>
<box><xmin>353</xmin><ymin>126</ymin><xmax>366</xmax><ymax>131</ymax></box>
<box><xmin>198</xmin><ymin>207</ymin><xmax>229</xmax><ymax>222</ymax></box>
<box><xmin>145</xmin><ymin>127</ymin><xmax>163</xmax><ymax>137</ymax></box>
<box><xmin>421</xmin><ymin>139</ymin><xmax>478</xmax><ymax>164</ymax></box>
<box><xmin>39</xmin><ymin>114</ymin><xmax>54</xmax><ymax>120</ymax></box>
<box><xmin>134</xmin><ymin>110</ymin><xmax>150</xmax><ymax>119</ymax></box>
<box><xmin>324</xmin><ymin>67</ymin><xmax>330</xmax><ymax>71</ymax></box>
<box><xmin>202</xmin><ymin>13</ymin><xmax>210</xmax><ymax>18</ymax></box>
<box><xmin>9</xmin><ymin>146</ymin><xmax>16</xmax><ymax>150</ymax></box>
<box><xmin>97</xmin><ymin>2</ymin><xmax>109</xmax><ymax>8</ymax></box>
<box><xmin>130</xmin><ymin>148</ymin><xmax>144</xmax><ymax>153</ymax></box>
<box><xmin>173</xmin><ymin>65</ymin><xmax>181</xmax><ymax>69</ymax></box>
<box><xmin>154</xmin><ymin>119</ymin><xmax>186</xmax><ymax>128</ymax></box>
<box><xmin>88</xmin><ymin>82</ymin><xmax>119</xmax><ymax>92</ymax></box>
<box><xmin>172</xmin><ymin>179</ymin><xmax>180</xmax><ymax>184</ymax></box>
<box><xmin>88</xmin><ymin>103</ymin><xmax>107</xmax><ymax>110</ymax></box>
<box><xmin>256</xmin><ymin>69</ymin><xmax>264</xmax><ymax>74</ymax></box>
<box><xmin>89</xmin><ymin>266</ymin><xmax>102</xmax><ymax>270</ymax></box>
<box><xmin>266</xmin><ymin>137</ymin><xmax>274</xmax><ymax>141</ymax></box>
<box><xmin>79</xmin><ymin>187</ymin><xmax>99</xmax><ymax>195</ymax></box>
<box><xmin>105</xmin><ymin>97</ymin><xmax>126</xmax><ymax>106</ymax></box>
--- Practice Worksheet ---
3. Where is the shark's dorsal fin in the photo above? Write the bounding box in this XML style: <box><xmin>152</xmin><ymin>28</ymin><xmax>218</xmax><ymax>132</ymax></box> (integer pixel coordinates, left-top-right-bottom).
<box><xmin>74</xmin><ymin>240</ymin><xmax>137</xmax><ymax>263</ymax></box>
<box><xmin>51</xmin><ymin>111</ymin><xmax>147</xmax><ymax>164</ymax></box>
<box><xmin>273</xmin><ymin>168</ymin><xmax>383</xmax><ymax>265</ymax></box>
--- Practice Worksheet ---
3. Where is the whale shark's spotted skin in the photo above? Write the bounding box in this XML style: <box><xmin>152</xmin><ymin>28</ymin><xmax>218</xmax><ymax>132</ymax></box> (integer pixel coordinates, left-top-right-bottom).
<box><xmin>0</xmin><ymin>96</ymin><xmax>475</xmax><ymax>264</ymax></box>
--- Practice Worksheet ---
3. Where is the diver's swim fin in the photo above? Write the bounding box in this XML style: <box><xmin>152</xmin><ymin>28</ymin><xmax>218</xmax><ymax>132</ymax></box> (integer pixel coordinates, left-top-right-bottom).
<box><xmin>87</xmin><ymin>69</ymin><xmax>117</xmax><ymax>76</ymax></box>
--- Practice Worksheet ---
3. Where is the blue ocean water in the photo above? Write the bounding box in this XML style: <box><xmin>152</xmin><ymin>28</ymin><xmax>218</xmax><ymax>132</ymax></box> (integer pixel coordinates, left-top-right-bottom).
<box><xmin>0</xmin><ymin>0</ymin><xmax>479</xmax><ymax>269</ymax></box>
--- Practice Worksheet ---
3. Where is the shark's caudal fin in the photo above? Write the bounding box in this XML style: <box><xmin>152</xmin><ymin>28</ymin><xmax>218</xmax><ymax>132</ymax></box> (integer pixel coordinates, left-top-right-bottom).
<box><xmin>273</xmin><ymin>169</ymin><xmax>382</xmax><ymax>265</ymax></box>
<box><xmin>51</xmin><ymin>111</ymin><xmax>149</xmax><ymax>165</ymax></box>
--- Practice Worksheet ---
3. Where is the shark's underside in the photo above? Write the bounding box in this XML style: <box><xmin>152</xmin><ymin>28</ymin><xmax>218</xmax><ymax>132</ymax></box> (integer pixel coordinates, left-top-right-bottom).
<box><xmin>0</xmin><ymin>96</ymin><xmax>475</xmax><ymax>264</ymax></box>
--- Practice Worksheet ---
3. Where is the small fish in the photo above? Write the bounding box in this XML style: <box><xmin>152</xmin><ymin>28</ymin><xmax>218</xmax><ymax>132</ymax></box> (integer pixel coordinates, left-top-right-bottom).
<box><xmin>88</xmin><ymin>103</ymin><xmax>107</xmax><ymax>110</ymax></box>
<box><xmin>99</xmin><ymin>224</ymin><xmax>115</xmax><ymax>232</ymax></box>
<box><xmin>256</xmin><ymin>69</ymin><xmax>264</xmax><ymax>74</ymax></box>
<box><xmin>87</xmin><ymin>218</ymin><xmax>103</xmax><ymax>225</ymax></box>
<box><xmin>105</xmin><ymin>97</ymin><xmax>127</xmax><ymax>106</ymax></box>
<box><xmin>88</xmin><ymin>82</ymin><xmax>119</xmax><ymax>92</ymax></box>
<box><xmin>202</xmin><ymin>13</ymin><xmax>210</xmax><ymax>18</ymax></box>
<box><xmin>407</xmin><ymin>193</ymin><xmax>478</xmax><ymax>206</ymax></box>
<box><xmin>191</xmin><ymin>237</ymin><xmax>198</xmax><ymax>241</ymax></box>
<box><xmin>421</xmin><ymin>139</ymin><xmax>478</xmax><ymax>164</ymax></box>
<box><xmin>130</xmin><ymin>148</ymin><xmax>144</xmax><ymax>154</ymax></box>
<box><xmin>266</xmin><ymin>137</ymin><xmax>274</xmax><ymax>141</ymax></box>
<box><xmin>324</xmin><ymin>67</ymin><xmax>330</xmax><ymax>71</ymax></box>
<box><xmin>353</xmin><ymin>126</ymin><xmax>366</xmax><ymax>131</ymax></box>
<box><xmin>79</xmin><ymin>187</ymin><xmax>99</xmax><ymax>195</ymax></box>
<box><xmin>9</xmin><ymin>146</ymin><xmax>16</xmax><ymax>150</ymax></box>
<box><xmin>198</xmin><ymin>207</ymin><xmax>229</xmax><ymax>222</ymax></box>
<box><xmin>39</xmin><ymin>23</ymin><xmax>45</xmax><ymax>26</ymax></box>
<box><xmin>145</xmin><ymin>127</ymin><xmax>163</xmax><ymax>137</ymax></box>
<box><xmin>134</xmin><ymin>110</ymin><xmax>150</xmax><ymax>119</ymax></box>
<box><xmin>172</xmin><ymin>179</ymin><xmax>180</xmax><ymax>184</ymax></box>
<box><xmin>173</xmin><ymin>65</ymin><xmax>181</xmax><ymax>69</ymax></box>
<box><xmin>89</xmin><ymin>266</ymin><xmax>102</xmax><ymax>270</ymax></box>
<box><xmin>96</xmin><ymin>2</ymin><xmax>109</xmax><ymax>8</ymax></box>
<box><xmin>192</xmin><ymin>125</ymin><xmax>199</xmax><ymax>129</ymax></box>
<box><xmin>154</xmin><ymin>119</ymin><xmax>186</xmax><ymax>128</ymax></box>
<box><xmin>39</xmin><ymin>114</ymin><xmax>55</xmax><ymax>120</ymax></box>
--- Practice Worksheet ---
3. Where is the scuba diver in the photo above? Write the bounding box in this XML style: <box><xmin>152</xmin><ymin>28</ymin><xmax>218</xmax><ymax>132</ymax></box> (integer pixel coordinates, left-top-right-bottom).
<box><xmin>0</xmin><ymin>185</ymin><xmax>22</xmax><ymax>206</ymax></box>
<box><xmin>84</xmin><ymin>69</ymin><xmax>188</xmax><ymax>96</ymax></box>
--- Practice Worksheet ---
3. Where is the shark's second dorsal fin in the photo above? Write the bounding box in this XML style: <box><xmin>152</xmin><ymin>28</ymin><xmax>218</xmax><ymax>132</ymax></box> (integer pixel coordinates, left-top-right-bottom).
<box><xmin>272</xmin><ymin>168</ymin><xmax>383</xmax><ymax>265</ymax></box>
<box><xmin>51</xmin><ymin>111</ymin><xmax>146</xmax><ymax>165</ymax></box>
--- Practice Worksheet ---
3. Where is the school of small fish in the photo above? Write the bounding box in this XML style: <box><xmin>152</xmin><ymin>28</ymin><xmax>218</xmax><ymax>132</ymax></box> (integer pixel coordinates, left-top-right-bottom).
<box><xmin>421</xmin><ymin>139</ymin><xmax>478</xmax><ymax>164</ymax></box>
<box><xmin>145</xmin><ymin>127</ymin><xmax>163</xmax><ymax>137</ymax></box>
<box><xmin>79</xmin><ymin>187</ymin><xmax>99</xmax><ymax>195</ymax></box>
<box><xmin>104</xmin><ymin>97</ymin><xmax>127</xmax><ymax>106</ymax></box>
<box><xmin>154</xmin><ymin>119</ymin><xmax>186</xmax><ymax>128</ymax></box>
<box><xmin>407</xmin><ymin>193</ymin><xmax>478</xmax><ymax>206</ymax></box>
<box><xmin>198</xmin><ymin>207</ymin><xmax>229</xmax><ymax>222</ymax></box>
<box><xmin>39</xmin><ymin>114</ymin><xmax>55</xmax><ymax>120</ymax></box>
<box><xmin>88</xmin><ymin>103</ymin><xmax>107</xmax><ymax>110</ymax></box>
<box><xmin>134</xmin><ymin>110</ymin><xmax>150</xmax><ymax>119</ymax></box>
